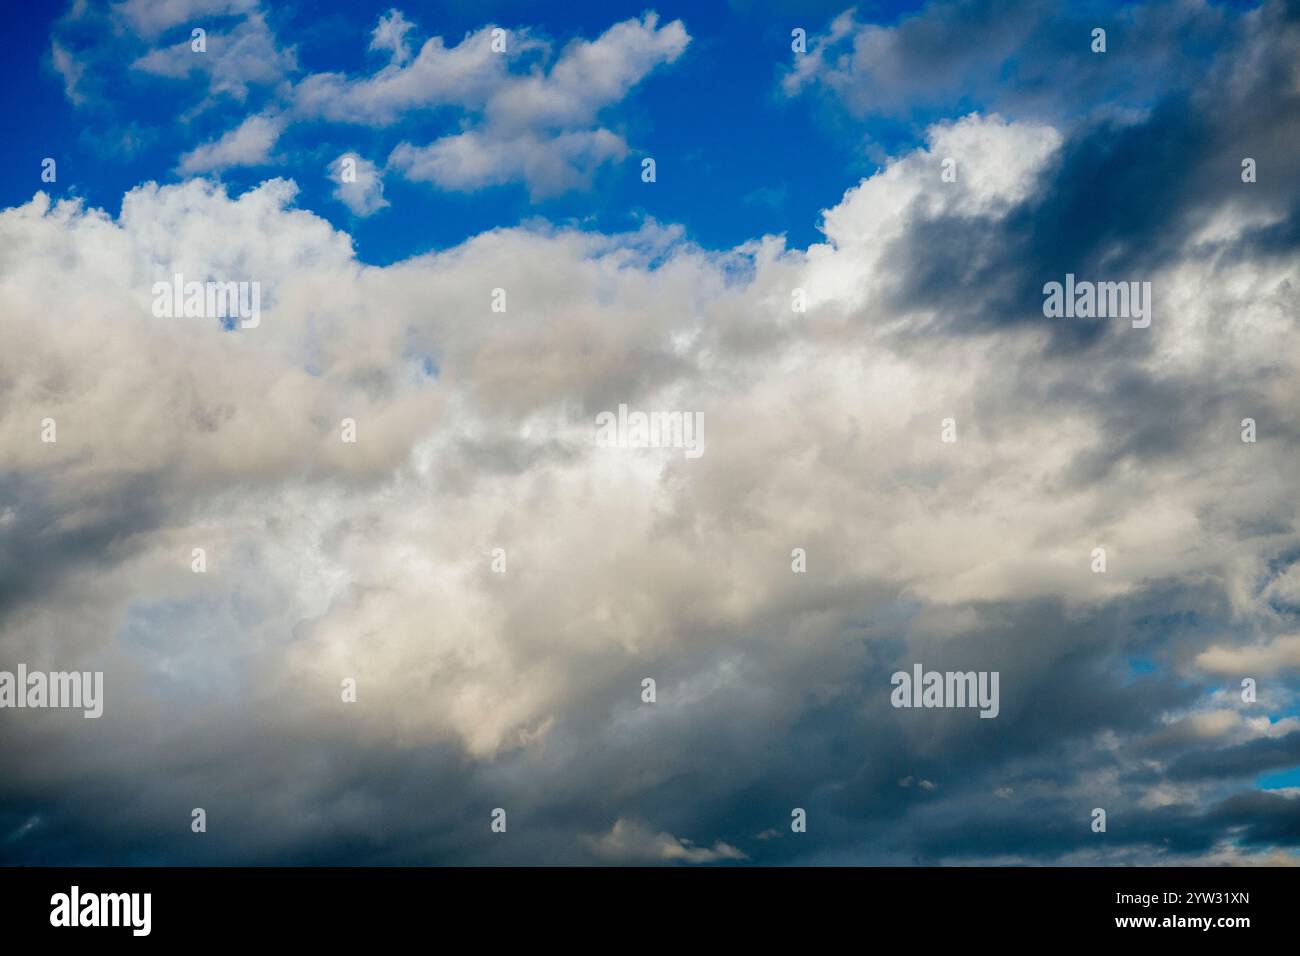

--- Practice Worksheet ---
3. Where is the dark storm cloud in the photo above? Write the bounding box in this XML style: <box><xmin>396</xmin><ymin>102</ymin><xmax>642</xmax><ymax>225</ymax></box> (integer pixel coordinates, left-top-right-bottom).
<box><xmin>1168</xmin><ymin>731</ymin><xmax>1300</xmax><ymax>782</ymax></box>
<box><xmin>879</xmin><ymin>1</ymin><xmax>1300</xmax><ymax>344</ymax></box>
<box><xmin>1208</xmin><ymin>790</ymin><xmax>1300</xmax><ymax>847</ymax></box>
<box><xmin>0</xmin><ymin>475</ymin><xmax>168</xmax><ymax>627</ymax></box>
<box><xmin>0</xmin><ymin>574</ymin><xmax>1290</xmax><ymax>865</ymax></box>
<box><xmin>859</xmin><ymin>0</ymin><xmax>1300</xmax><ymax>530</ymax></box>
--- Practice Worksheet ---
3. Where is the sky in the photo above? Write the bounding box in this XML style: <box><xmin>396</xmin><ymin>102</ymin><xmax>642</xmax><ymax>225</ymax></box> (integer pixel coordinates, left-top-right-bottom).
<box><xmin>0</xmin><ymin>0</ymin><xmax>1298</xmax><ymax>865</ymax></box>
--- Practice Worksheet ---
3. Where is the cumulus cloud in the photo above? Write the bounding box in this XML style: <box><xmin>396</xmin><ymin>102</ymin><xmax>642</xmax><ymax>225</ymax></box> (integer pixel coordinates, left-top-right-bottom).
<box><xmin>51</xmin><ymin>6</ymin><xmax>685</xmax><ymax>199</ymax></box>
<box><xmin>176</xmin><ymin>113</ymin><xmax>281</xmax><ymax>173</ymax></box>
<box><xmin>292</xmin><ymin>23</ymin><xmax>511</xmax><ymax>124</ymax></box>
<box><xmin>3</xmin><ymin>96</ymin><xmax>1299</xmax><ymax>862</ymax></box>
<box><xmin>1196</xmin><ymin>635</ymin><xmax>1300</xmax><ymax>677</ymax></box>
<box><xmin>328</xmin><ymin>153</ymin><xmax>389</xmax><ymax>217</ymax></box>
<box><xmin>296</xmin><ymin>14</ymin><xmax>686</xmax><ymax>127</ymax></box>
<box><xmin>297</xmin><ymin>12</ymin><xmax>689</xmax><ymax>197</ymax></box>
<box><xmin>388</xmin><ymin>127</ymin><xmax>628</xmax><ymax>199</ymax></box>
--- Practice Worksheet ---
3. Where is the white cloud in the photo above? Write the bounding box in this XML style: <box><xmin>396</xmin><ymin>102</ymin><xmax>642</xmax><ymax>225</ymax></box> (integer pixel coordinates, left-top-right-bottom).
<box><xmin>57</xmin><ymin>9</ymin><xmax>686</xmax><ymax>198</ymax></box>
<box><xmin>297</xmin><ymin>12</ymin><xmax>688</xmax><ymax>197</ymax></box>
<box><xmin>298</xmin><ymin>10</ymin><xmax>690</xmax><ymax>129</ymax></box>
<box><xmin>480</xmin><ymin>13</ymin><xmax>690</xmax><ymax>131</ymax></box>
<box><xmin>177</xmin><ymin>113</ymin><xmax>282</xmax><ymax>173</ymax></box>
<box><xmin>329</xmin><ymin>153</ymin><xmax>389</xmax><ymax>217</ymax></box>
<box><xmin>584</xmin><ymin>819</ymin><xmax>746</xmax><ymax>864</ymax></box>
<box><xmin>292</xmin><ymin>23</ymin><xmax>519</xmax><ymax>125</ymax></box>
<box><xmin>2</xmin><ymin>113</ymin><xmax>1297</xmax><ymax>780</ymax></box>
<box><xmin>388</xmin><ymin>127</ymin><xmax>628</xmax><ymax>199</ymax></box>
<box><xmin>369</xmin><ymin>8</ymin><xmax>416</xmax><ymax>65</ymax></box>
<box><xmin>50</xmin><ymin>41</ymin><xmax>87</xmax><ymax>105</ymax></box>
<box><xmin>782</xmin><ymin>10</ymin><xmax>856</xmax><ymax>99</ymax></box>
<box><xmin>1195</xmin><ymin>634</ymin><xmax>1300</xmax><ymax>676</ymax></box>
<box><xmin>114</xmin><ymin>0</ymin><xmax>259</xmax><ymax>38</ymax></box>
<box><xmin>131</xmin><ymin>10</ymin><xmax>296</xmax><ymax>101</ymax></box>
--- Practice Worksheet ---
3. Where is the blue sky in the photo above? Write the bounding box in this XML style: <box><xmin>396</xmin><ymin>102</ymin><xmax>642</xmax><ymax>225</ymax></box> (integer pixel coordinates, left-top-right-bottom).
<box><xmin>8</xmin><ymin>0</ymin><xmax>1258</xmax><ymax>264</ymax></box>
<box><xmin>2</xmin><ymin>0</ymin><xmax>941</xmax><ymax>263</ymax></box>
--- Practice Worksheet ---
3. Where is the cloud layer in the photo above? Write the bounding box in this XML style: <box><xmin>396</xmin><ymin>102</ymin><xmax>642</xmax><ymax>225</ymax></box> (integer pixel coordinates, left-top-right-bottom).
<box><xmin>3</xmin><ymin>0</ymin><xmax>1299</xmax><ymax>864</ymax></box>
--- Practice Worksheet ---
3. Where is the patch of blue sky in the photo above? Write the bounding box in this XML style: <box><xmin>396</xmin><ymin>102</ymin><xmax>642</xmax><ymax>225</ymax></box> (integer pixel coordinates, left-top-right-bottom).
<box><xmin>0</xmin><ymin>0</ymin><xmax>1267</xmax><ymax>268</ymax></box>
